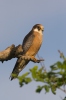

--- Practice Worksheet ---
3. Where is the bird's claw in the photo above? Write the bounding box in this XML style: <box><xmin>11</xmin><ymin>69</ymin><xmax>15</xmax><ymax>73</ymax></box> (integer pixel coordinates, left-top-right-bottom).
<box><xmin>36</xmin><ymin>59</ymin><xmax>44</xmax><ymax>63</ymax></box>
<box><xmin>21</xmin><ymin>56</ymin><xmax>31</xmax><ymax>60</ymax></box>
<box><xmin>27</xmin><ymin>56</ymin><xmax>44</xmax><ymax>63</ymax></box>
<box><xmin>20</xmin><ymin>55</ymin><xmax>44</xmax><ymax>63</ymax></box>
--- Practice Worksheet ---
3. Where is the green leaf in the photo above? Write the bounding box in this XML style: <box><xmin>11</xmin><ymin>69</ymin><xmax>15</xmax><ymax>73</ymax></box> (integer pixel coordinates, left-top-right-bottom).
<box><xmin>24</xmin><ymin>77</ymin><xmax>32</xmax><ymax>84</ymax></box>
<box><xmin>58</xmin><ymin>71</ymin><xmax>64</xmax><ymax>75</ymax></box>
<box><xmin>51</xmin><ymin>85</ymin><xmax>56</xmax><ymax>94</ymax></box>
<box><xmin>19</xmin><ymin>82</ymin><xmax>24</xmax><ymax>87</ymax></box>
<box><xmin>44</xmin><ymin>85</ymin><xmax>49</xmax><ymax>93</ymax></box>
<box><xmin>30</xmin><ymin>66</ymin><xmax>38</xmax><ymax>79</ymax></box>
<box><xmin>56</xmin><ymin>61</ymin><xmax>63</xmax><ymax>69</ymax></box>
<box><xmin>36</xmin><ymin>86</ymin><xmax>43</xmax><ymax>93</ymax></box>
<box><xmin>30</xmin><ymin>66</ymin><xmax>38</xmax><ymax>72</ymax></box>
<box><xmin>62</xmin><ymin>61</ymin><xmax>66</xmax><ymax>70</ymax></box>
<box><xmin>36</xmin><ymin>85</ymin><xmax>50</xmax><ymax>93</ymax></box>
<box><xmin>18</xmin><ymin>72</ymin><xmax>30</xmax><ymax>80</ymax></box>
<box><xmin>38</xmin><ymin>67</ymin><xmax>43</xmax><ymax>73</ymax></box>
<box><xmin>17</xmin><ymin>72</ymin><xmax>31</xmax><ymax>87</ymax></box>
<box><xmin>50</xmin><ymin>65</ymin><xmax>58</xmax><ymax>70</ymax></box>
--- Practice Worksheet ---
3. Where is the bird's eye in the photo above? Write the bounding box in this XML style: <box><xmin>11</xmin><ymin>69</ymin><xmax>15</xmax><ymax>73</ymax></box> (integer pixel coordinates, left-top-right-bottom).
<box><xmin>37</xmin><ymin>26</ymin><xmax>41</xmax><ymax>31</ymax></box>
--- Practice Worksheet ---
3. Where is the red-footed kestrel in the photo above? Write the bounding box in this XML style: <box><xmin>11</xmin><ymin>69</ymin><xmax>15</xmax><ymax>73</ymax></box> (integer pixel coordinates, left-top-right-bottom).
<box><xmin>10</xmin><ymin>24</ymin><xmax>44</xmax><ymax>80</ymax></box>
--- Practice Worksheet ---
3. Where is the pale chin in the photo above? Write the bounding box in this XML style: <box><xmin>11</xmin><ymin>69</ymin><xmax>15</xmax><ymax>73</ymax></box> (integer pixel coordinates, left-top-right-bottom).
<box><xmin>34</xmin><ymin>28</ymin><xmax>42</xmax><ymax>34</ymax></box>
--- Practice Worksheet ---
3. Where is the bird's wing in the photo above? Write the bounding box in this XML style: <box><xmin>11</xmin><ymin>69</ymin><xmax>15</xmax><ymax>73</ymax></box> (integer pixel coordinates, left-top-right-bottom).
<box><xmin>22</xmin><ymin>31</ymin><xmax>35</xmax><ymax>54</ymax></box>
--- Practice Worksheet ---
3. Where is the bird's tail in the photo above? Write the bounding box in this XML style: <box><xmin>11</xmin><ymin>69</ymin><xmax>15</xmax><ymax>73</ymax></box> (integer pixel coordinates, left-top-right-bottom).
<box><xmin>10</xmin><ymin>58</ymin><xmax>29</xmax><ymax>80</ymax></box>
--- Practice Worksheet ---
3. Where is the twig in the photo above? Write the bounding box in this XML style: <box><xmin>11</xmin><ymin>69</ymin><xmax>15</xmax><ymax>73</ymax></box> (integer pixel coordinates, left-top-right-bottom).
<box><xmin>59</xmin><ymin>87</ymin><xmax>66</xmax><ymax>93</ymax></box>
<box><xmin>37</xmin><ymin>53</ymin><xmax>46</xmax><ymax>71</ymax></box>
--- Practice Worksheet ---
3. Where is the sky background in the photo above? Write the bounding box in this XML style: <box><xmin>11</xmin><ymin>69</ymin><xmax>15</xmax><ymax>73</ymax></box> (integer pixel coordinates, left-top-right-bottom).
<box><xmin>0</xmin><ymin>0</ymin><xmax>66</xmax><ymax>100</ymax></box>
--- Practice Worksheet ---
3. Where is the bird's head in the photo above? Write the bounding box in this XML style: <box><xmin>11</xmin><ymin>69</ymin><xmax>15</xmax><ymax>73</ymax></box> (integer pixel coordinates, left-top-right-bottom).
<box><xmin>32</xmin><ymin>24</ymin><xmax>44</xmax><ymax>34</ymax></box>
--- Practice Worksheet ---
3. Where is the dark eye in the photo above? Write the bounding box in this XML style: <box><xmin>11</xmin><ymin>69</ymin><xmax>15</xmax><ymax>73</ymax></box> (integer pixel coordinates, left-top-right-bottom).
<box><xmin>37</xmin><ymin>26</ymin><xmax>41</xmax><ymax>31</ymax></box>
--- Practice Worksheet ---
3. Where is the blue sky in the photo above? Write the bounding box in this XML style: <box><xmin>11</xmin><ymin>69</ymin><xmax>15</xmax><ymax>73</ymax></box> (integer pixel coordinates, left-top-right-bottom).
<box><xmin>0</xmin><ymin>0</ymin><xmax>66</xmax><ymax>100</ymax></box>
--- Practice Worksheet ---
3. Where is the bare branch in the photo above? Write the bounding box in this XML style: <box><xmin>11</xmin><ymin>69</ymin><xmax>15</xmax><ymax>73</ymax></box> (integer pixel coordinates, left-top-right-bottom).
<box><xmin>0</xmin><ymin>44</ymin><xmax>23</xmax><ymax>62</ymax></box>
<box><xmin>0</xmin><ymin>44</ymin><xmax>44</xmax><ymax>64</ymax></box>
<box><xmin>59</xmin><ymin>87</ymin><xmax>66</xmax><ymax>93</ymax></box>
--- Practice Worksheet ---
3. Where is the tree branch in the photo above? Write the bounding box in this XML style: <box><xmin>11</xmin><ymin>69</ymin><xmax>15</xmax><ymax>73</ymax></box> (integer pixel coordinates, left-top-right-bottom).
<box><xmin>0</xmin><ymin>44</ymin><xmax>44</xmax><ymax>63</ymax></box>
<box><xmin>0</xmin><ymin>44</ymin><xmax>23</xmax><ymax>62</ymax></box>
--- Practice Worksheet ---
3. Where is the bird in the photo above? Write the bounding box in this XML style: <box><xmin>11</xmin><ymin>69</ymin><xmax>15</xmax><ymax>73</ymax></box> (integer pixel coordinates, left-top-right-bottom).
<box><xmin>10</xmin><ymin>24</ymin><xmax>44</xmax><ymax>80</ymax></box>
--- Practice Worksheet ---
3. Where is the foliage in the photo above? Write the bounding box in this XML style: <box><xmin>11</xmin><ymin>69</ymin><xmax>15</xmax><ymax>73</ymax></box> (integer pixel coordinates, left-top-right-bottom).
<box><xmin>17</xmin><ymin>72</ymin><xmax>32</xmax><ymax>87</ymax></box>
<box><xmin>63</xmin><ymin>97</ymin><xmax>66</xmax><ymax>100</ymax></box>
<box><xmin>17</xmin><ymin>50</ymin><xmax>66</xmax><ymax>94</ymax></box>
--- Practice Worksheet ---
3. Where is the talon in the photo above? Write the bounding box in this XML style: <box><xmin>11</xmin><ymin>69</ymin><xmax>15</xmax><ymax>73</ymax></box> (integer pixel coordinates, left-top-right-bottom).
<box><xmin>35</xmin><ymin>60</ymin><xmax>41</xmax><ymax>63</ymax></box>
<box><xmin>21</xmin><ymin>56</ymin><xmax>31</xmax><ymax>60</ymax></box>
<box><xmin>19</xmin><ymin>55</ymin><xmax>44</xmax><ymax>63</ymax></box>
<box><xmin>30</xmin><ymin>57</ymin><xmax>44</xmax><ymax>63</ymax></box>
<box><xmin>37</xmin><ymin>59</ymin><xmax>44</xmax><ymax>63</ymax></box>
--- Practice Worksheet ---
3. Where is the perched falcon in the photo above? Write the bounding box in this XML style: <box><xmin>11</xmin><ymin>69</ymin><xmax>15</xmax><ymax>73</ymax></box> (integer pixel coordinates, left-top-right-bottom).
<box><xmin>10</xmin><ymin>24</ymin><xmax>44</xmax><ymax>80</ymax></box>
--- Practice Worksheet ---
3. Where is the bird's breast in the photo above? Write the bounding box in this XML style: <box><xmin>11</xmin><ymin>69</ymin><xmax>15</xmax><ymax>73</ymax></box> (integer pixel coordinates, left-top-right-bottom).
<box><xmin>25</xmin><ymin>32</ymin><xmax>43</xmax><ymax>56</ymax></box>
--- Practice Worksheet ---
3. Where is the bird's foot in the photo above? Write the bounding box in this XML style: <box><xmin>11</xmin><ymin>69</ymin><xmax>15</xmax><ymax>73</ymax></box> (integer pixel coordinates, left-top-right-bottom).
<box><xmin>21</xmin><ymin>56</ymin><xmax>44</xmax><ymax>63</ymax></box>
<box><xmin>21</xmin><ymin>56</ymin><xmax>31</xmax><ymax>60</ymax></box>
<box><xmin>30</xmin><ymin>56</ymin><xmax>44</xmax><ymax>63</ymax></box>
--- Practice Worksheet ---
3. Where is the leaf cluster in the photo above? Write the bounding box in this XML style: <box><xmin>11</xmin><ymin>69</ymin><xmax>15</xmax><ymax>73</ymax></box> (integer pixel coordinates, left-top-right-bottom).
<box><xmin>17</xmin><ymin>51</ymin><xmax>66</xmax><ymax>94</ymax></box>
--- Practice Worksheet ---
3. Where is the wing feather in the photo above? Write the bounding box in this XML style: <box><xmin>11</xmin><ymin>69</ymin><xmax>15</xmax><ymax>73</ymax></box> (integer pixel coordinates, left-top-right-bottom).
<box><xmin>22</xmin><ymin>31</ymin><xmax>35</xmax><ymax>54</ymax></box>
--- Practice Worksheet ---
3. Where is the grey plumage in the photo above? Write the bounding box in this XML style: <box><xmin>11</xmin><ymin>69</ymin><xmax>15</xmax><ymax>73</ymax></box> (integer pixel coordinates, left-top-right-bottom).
<box><xmin>22</xmin><ymin>30</ymin><xmax>35</xmax><ymax>54</ymax></box>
